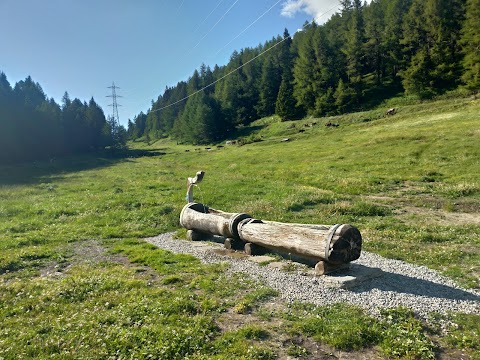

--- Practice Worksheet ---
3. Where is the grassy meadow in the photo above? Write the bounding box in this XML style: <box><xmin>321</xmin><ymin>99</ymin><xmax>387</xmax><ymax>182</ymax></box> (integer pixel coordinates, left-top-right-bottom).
<box><xmin>1</xmin><ymin>96</ymin><xmax>479</xmax><ymax>359</ymax></box>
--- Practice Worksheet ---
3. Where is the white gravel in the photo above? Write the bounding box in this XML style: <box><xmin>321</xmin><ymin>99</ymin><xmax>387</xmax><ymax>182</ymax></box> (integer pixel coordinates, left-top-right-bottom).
<box><xmin>145</xmin><ymin>232</ymin><xmax>480</xmax><ymax>319</ymax></box>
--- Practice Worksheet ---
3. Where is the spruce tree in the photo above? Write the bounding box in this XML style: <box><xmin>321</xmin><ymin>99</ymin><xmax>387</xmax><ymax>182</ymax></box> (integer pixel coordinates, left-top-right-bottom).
<box><xmin>257</xmin><ymin>55</ymin><xmax>281</xmax><ymax>117</ymax></box>
<box><xmin>0</xmin><ymin>72</ymin><xmax>14</xmax><ymax>163</ymax></box>
<box><xmin>460</xmin><ymin>0</ymin><xmax>480</xmax><ymax>93</ymax></box>
<box><xmin>383</xmin><ymin>0</ymin><xmax>412</xmax><ymax>81</ymax></box>
<box><xmin>402</xmin><ymin>0</ymin><xmax>465</xmax><ymax>97</ymax></box>
<box><xmin>364</xmin><ymin>0</ymin><xmax>386</xmax><ymax>84</ymax></box>
<box><xmin>334</xmin><ymin>79</ymin><xmax>354</xmax><ymax>113</ymax></box>
<box><xmin>275</xmin><ymin>76</ymin><xmax>296</xmax><ymax>121</ymax></box>
<box><xmin>293</xmin><ymin>28</ymin><xmax>318</xmax><ymax>114</ymax></box>
<box><xmin>342</xmin><ymin>0</ymin><xmax>365</xmax><ymax>104</ymax></box>
<box><xmin>173</xmin><ymin>92</ymin><xmax>223</xmax><ymax>144</ymax></box>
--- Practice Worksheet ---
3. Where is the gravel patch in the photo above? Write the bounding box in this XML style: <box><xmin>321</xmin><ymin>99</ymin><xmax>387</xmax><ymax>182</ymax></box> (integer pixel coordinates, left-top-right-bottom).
<box><xmin>145</xmin><ymin>232</ymin><xmax>480</xmax><ymax>319</ymax></box>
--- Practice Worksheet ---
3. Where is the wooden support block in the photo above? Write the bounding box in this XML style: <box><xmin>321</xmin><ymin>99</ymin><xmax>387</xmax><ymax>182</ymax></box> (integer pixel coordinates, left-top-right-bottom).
<box><xmin>224</xmin><ymin>238</ymin><xmax>245</xmax><ymax>250</ymax></box>
<box><xmin>224</xmin><ymin>238</ymin><xmax>234</xmax><ymax>250</ymax></box>
<box><xmin>315</xmin><ymin>261</ymin><xmax>350</xmax><ymax>275</ymax></box>
<box><xmin>186</xmin><ymin>230</ymin><xmax>205</xmax><ymax>241</ymax></box>
<box><xmin>244</xmin><ymin>242</ymin><xmax>268</xmax><ymax>256</ymax></box>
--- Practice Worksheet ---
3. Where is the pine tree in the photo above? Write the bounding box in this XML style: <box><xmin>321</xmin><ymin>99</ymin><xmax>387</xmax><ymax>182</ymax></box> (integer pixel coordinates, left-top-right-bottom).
<box><xmin>276</xmin><ymin>76</ymin><xmax>296</xmax><ymax>121</ymax></box>
<box><xmin>275</xmin><ymin>29</ymin><xmax>297</xmax><ymax>120</ymax></box>
<box><xmin>342</xmin><ymin>0</ymin><xmax>365</xmax><ymax>104</ymax></box>
<box><xmin>334</xmin><ymin>79</ymin><xmax>355</xmax><ymax>113</ymax></box>
<box><xmin>187</xmin><ymin>69</ymin><xmax>201</xmax><ymax>95</ymax></box>
<box><xmin>144</xmin><ymin>101</ymin><xmax>162</xmax><ymax>139</ymax></box>
<box><xmin>402</xmin><ymin>0</ymin><xmax>465</xmax><ymax>97</ymax></box>
<box><xmin>315</xmin><ymin>87</ymin><xmax>336</xmax><ymax>116</ymax></box>
<box><xmin>201</xmin><ymin>64</ymin><xmax>215</xmax><ymax>94</ymax></box>
<box><xmin>460</xmin><ymin>0</ymin><xmax>480</xmax><ymax>93</ymax></box>
<box><xmin>426</xmin><ymin>0</ymin><xmax>465</xmax><ymax>91</ymax></box>
<box><xmin>257</xmin><ymin>55</ymin><xmax>281</xmax><ymax>117</ymax></box>
<box><xmin>364</xmin><ymin>0</ymin><xmax>386</xmax><ymax>84</ymax></box>
<box><xmin>293</xmin><ymin>27</ymin><xmax>318</xmax><ymax>114</ymax></box>
<box><xmin>0</xmin><ymin>72</ymin><xmax>15</xmax><ymax>163</ymax></box>
<box><xmin>130</xmin><ymin>112</ymin><xmax>147</xmax><ymax>139</ymax></box>
<box><xmin>86</xmin><ymin>97</ymin><xmax>108</xmax><ymax>149</ymax></box>
<box><xmin>173</xmin><ymin>92</ymin><xmax>223</xmax><ymax>144</ymax></box>
<box><xmin>383</xmin><ymin>0</ymin><xmax>412</xmax><ymax>81</ymax></box>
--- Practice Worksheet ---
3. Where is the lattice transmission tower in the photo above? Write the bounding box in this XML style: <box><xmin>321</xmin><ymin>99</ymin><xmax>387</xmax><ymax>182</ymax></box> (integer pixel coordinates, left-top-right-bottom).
<box><xmin>106</xmin><ymin>82</ymin><xmax>122</xmax><ymax>128</ymax></box>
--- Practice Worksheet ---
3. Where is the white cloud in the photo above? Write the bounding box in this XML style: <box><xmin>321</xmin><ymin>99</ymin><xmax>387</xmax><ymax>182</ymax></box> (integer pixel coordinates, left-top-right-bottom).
<box><xmin>281</xmin><ymin>0</ymin><xmax>372</xmax><ymax>23</ymax></box>
<box><xmin>281</xmin><ymin>0</ymin><xmax>306</xmax><ymax>18</ymax></box>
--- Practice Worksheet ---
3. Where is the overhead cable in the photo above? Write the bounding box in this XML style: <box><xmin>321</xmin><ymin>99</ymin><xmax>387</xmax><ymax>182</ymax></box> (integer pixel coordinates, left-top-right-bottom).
<box><xmin>151</xmin><ymin>5</ymin><xmax>339</xmax><ymax>113</ymax></box>
<box><xmin>214</xmin><ymin>0</ymin><xmax>284</xmax><ymax>57</ymax></box>
<box><xmin>191</xmin><ymin>0</ymin><xmax>242</xmax><ymax>51</ymax></box>
<box><xmin>193</xmin><ymin>0</ymin><xmax>226</xmax><ymax>34</ymax></box>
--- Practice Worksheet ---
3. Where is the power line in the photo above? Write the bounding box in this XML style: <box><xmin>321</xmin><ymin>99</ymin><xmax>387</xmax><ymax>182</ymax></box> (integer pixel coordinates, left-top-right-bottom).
<box><xmin>193</xmin><ymin>0</ymin><xmax>226</xmax><ymax>34</ymax></box>
<box><xmin>150</xmin><ymin>5</ymin><xmax>339</xmax><ymax>114</ymax></box>
<box><xmin>176</xmin><ymin>0</ymin><xmax>186</xmax><ymax>15</ymax></box>
<box><xmin>191</xmin><ymin>0</ymin><xmax>242</xmax><ymax>51</ymax></box>
<box><xmin>214</xmin><ymin>0</ymin><xmax>284</xmax><ymax>57</ymax></box>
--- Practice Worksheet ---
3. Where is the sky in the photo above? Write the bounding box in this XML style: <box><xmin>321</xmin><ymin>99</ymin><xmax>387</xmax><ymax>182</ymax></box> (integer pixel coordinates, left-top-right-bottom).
<box><xmin>1</xmin><ymin>0</ymin><xmax>346</xmax><ymax>127</ymax></box>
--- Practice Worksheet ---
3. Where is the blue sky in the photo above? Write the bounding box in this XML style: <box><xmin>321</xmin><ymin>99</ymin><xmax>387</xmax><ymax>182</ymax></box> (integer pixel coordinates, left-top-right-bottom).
<box><xmin>1</xmin><ymin>0</ymin><xmax>345</xmax><ymax>127</ymax></box>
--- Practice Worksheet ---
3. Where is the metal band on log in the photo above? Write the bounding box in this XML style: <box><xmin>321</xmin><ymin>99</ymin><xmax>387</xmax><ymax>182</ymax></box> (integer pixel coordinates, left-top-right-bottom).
<box><xmin>180</xmin><ymin>202</ymin><xmax>251</xmax><ymax>239</ymax></box>
<box><xmin>237</xmin><ymin>219</ymin><xmax>362</xmax><ymax>264</ymax></box>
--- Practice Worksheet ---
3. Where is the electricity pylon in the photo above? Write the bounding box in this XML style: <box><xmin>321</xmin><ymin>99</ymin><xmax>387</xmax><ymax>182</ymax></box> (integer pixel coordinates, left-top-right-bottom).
<box><xmin>106</xmin><ymin>82</ymin><xmax>122</xmax><ymax>128</ymax></box>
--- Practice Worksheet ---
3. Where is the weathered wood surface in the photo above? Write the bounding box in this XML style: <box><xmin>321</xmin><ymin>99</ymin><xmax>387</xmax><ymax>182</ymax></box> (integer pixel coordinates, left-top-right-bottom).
<box><xmin>238</xmin><ymin>219</ymin><xmax>361</xmax><ymax>264</ymax></box>
<box><xmin>180</xmin><ymin>202</ymin><xmax>251</xmax><ymax>239</ymax></box>
<box><xmin>262</xmin><ymin>220</ymin><xmax>329</xmax><ymax>231</ymax></box>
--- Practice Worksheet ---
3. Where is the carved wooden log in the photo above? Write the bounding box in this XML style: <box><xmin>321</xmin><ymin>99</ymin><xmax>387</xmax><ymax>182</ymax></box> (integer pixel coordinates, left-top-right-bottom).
<box><xmin>237</xmin><ymin>219</ymin><xmax>361</xmax><ymax>264</ymax></box>
<box><xmin>180</xmin><ymin>202</ymin><xmax>251</xmax><ymax>239</ymax></box>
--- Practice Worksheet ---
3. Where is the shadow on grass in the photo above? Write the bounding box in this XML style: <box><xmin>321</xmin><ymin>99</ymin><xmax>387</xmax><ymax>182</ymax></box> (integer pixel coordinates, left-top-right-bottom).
<box><xmin>360</xmin><ymin>82</ymin><xmax>405</xmax><ymax>111</ymax></box>
<box><xmin>232</xmin><ymin>125</ymin><xmax>266</xmax><ymax>139</ymax></box>
<box><xmin>0</xmin><ymin>148</ymin><xmax>167</xmax><ymax>185</ymax></box>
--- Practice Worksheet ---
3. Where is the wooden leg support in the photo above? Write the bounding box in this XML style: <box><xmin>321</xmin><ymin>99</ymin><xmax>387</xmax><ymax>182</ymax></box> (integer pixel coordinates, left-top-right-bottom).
<box><xmin>186</xmin><ymin>230</ymin><xmax>205</xmax><ymax>241</ymax></box>
<box><xmin>315</xmin><ymin>261</ymin><xmax>350</xmax><ymax>275</ymax></box>
<box><xmin>244</xmin><ymin>243</ymin><xmax>268</xmax><ymax>256</ymax></box>
<box><xmin>224</xmin><ymin>238</ymin><xmax>245</xmax><ymax>250</ymax></box>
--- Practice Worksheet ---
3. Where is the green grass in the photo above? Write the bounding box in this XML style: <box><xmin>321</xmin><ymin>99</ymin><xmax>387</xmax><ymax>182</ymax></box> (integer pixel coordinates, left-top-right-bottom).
<box><xmin>1</xmin><ymin>96</ymin><xmax>479</xmax><ymax>358</ymax></box>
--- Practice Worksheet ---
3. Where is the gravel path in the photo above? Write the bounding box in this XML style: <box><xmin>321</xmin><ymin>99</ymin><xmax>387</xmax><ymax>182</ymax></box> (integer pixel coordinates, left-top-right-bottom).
<box><xmin>145</xmin><ymin>232</ymin><xmax>480</xmax><ymax>319</ymax></box>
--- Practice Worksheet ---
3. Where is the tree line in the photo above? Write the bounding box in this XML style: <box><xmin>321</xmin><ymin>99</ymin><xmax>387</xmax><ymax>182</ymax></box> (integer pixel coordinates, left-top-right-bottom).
<box><xmin>0</xmin><ymin>73</ymin><xmax>126</xmax><ymax>164</ymax></box>
<box><xmin>128</xmin><ymin>0</ymin><xmax>479</xmax><ymax>145</ymax></box>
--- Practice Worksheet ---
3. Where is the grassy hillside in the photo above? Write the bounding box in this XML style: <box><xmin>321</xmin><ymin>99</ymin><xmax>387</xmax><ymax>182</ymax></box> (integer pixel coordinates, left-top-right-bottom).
<box><xmin>1</xmin><ymin>97</ymin><xmax>479</xmax><ymax>359</ymax></box>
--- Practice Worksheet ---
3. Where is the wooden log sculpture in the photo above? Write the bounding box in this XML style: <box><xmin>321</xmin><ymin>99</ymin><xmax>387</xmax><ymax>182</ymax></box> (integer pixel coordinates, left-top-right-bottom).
<box><xmin>180</xmin><ymin>171</ymin><xmax>363</xmax><ymax>274</ymax></box>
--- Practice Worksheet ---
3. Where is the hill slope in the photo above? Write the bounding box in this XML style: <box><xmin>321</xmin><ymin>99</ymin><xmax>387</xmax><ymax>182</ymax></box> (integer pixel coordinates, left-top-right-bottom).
<box><xmin>1</xmin><ymin>97</ymin><xmax>479</xmax><ymax>359</ymax></box>
<box><xmin>168</xmin><ymin>97</ymin><xmax>480</xmax><ymax>287</ymax></box>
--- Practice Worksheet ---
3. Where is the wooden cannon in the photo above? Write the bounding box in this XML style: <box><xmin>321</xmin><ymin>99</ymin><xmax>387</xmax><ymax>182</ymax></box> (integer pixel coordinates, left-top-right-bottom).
<box><xmin>180</xmin><ymin>172</ymin><xmax>362</xmax><ymax>274</ymax></box>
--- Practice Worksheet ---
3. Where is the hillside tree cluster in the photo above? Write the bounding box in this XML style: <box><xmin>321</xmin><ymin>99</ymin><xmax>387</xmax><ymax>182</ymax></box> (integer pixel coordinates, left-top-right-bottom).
<box><xmin>128</xmin><ymin>0</ymin><xmax>479</xmax><ymax>145</ymax></box>
<box><xmin>0</xmin><ymin>74</ymin><xmax>126</xmax><ymax>164</ymax></box>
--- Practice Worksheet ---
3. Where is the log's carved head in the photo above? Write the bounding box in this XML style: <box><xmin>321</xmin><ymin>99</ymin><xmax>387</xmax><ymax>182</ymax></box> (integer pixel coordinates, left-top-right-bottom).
<box><xmin>188</xmin><ymin>170</ymin><xmax>205</xmax><ymax>186</ymax></box>
<box><xmin>186</xmin><ymin>171</ymin><xmax>205</xmax><ymax>203</ymax></box>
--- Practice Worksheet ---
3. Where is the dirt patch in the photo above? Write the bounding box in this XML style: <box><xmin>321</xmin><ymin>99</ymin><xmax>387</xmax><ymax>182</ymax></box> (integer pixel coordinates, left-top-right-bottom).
<box><xmin>364</xmin><ymin>189</ymin><xmax>480</xmax><ymax>226</ymax></box>
<box><xmin>71</xmin><ymin>239</ymin><xmax>113</xmax><ymax>264</ymax></box>
<box><xmin>216</xmin><ymin>302</ymin><xmax>383</xmax><ymax>360</ymax></box>
<box><xmin>40</xmin><ymin>240</ymin><xmax>160</xmax><ymax>283</ymax></box>
<box><xmin>394</xmin><ymin>206</ymin><xmax>480</xmax><ymax>226</ymax></box>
